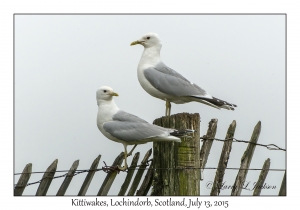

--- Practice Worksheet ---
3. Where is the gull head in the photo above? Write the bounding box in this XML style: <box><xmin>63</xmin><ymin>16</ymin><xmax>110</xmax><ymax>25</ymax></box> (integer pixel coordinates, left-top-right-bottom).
<box><xmin>96</xmin><ymin>86</ymin><xmax>119</xmax><ymax>102</ymax></box>
<box><xmin>130</xmin><ymin>32</ymin><xmax>161</xmax><ymax>48</ymax></box>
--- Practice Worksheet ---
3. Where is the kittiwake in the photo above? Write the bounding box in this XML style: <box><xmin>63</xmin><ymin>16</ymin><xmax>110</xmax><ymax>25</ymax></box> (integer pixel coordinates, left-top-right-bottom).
<box><xmin>96</xmin><ymin>86</ymin><xmax>195</xmax><ymax>171</ymax></box>
<box><xmin>130</xmin><ymin>32</ymin><xmax>237</xmax><ymax>116</ymax></box>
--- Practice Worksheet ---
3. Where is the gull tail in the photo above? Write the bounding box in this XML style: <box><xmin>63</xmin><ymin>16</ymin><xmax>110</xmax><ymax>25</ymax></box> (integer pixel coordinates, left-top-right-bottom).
<box><xmin>191</xmin><ymin>96</ymin><xmax>237</xmax><ymax>110</ymax></box>
<box><xmin>150</xmin><ymin>129</ymin><xmax>196</xmax><ymax>143</ymax></box>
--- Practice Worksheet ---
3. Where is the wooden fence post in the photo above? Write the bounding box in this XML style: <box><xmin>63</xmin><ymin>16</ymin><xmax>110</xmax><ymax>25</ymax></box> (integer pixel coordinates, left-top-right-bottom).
<box><xmin>253</xmin><ymin>158</ymin><xmax>271</xmax><ymax>196</ymax></box>
<box><xmin>136</xmin><ymin>161</ymin><xmax>154</xmax><ymax>196</ymax></box>
<box><xmin>152</xmin><ymin>113</ymin><xmax>200</xmax><ymax>196</ymax></box>
<box><xmin>14</xmin><ymin>163</ymin><xmax>32</xmax><ymax>196</ymax></box>
<box><xmin>211</xmin><ymin>120</ymin><xmax>236</xmax><ymax>196</ymax></box>
<box><xmin>127</xmin><ymin>149</ymin><xmax>152</xmax><ymax>196</ymax></box>
<box><xmin>56</xmin><ymin>160</ymin><xmax>79</xmax><ymax>196</ymax></box>
<box><xmin>97</xmin><ymin>152</ymin><xmax>124</xmax><ymax>196</ymax></box>
<box><xmin>279</xmin><ymin>170</ymin><xmax>286</xmax><ymax>196</ymax></box>
<box><xmin>231</xmin><ymin>121</ymin><xmax>261</xmax><ymax>196</ymax></box>
<box><xmin>36</xmin><ymin>159</ymin><xmax>58</xmax><ymax>196</ymax></box>
<box><xmin>78</xmin><ymin>155</ymin><xmax>101</xmax><ymax>196</ymax></box>
<box><xmin>118</xmin><ymin>152</ymin><xmax>140</xmax><ymax>196</ymax></box>
<box><xmin>200</xmin><ymin>119</ymin><xmax>218</xmax><ymax>179</ymax></box>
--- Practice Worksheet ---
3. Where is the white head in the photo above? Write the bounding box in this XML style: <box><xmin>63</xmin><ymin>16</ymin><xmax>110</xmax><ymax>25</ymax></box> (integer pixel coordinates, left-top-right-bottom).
<box><xmin>96</xmin><ymin>86</ymin><xmax>118</xmax><ymax>104</ymax></box>
<box><xmin>130</xmin><ymin>32</ymin><xmax>161</xmax><ymax>48</ymax></box>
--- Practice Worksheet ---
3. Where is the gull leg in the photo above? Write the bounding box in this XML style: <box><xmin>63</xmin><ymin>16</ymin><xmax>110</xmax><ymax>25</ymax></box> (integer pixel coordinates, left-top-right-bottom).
<box><xmin>165</xmin><ymin>101</ymin><xmax>168</xmax><ymax>117</ymax></box>
<box><xmin>118</xmin><ymin>145</ymin><xmax>128</xmax><ymax>171</ymax></box>
<box><xmin>165</xmin><ymin>100</ymin><xmax>171</xmax><ymax>117</ymax></box>
<box><xmin>127</xmin><ymin>144</ymin><xmax>137</xmax><ymax>157</ymax></box>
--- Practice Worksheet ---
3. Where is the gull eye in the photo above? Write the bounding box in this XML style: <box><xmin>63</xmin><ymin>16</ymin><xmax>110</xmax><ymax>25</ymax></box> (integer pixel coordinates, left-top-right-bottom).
<box><xmin>146</xmin><ymin>37</ymin><xmax>150</xmax><ymax>40</ymax></box>
<box><xmin>103</xmin><ymin>90</ymin><xmax>107</xmax><ymax>93</ymax></box>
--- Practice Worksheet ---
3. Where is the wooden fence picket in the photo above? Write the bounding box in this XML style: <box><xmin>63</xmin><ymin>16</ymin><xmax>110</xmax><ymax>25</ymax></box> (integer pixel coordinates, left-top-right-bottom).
<box><xmin>127</xmin><ymin>149</ymin><xmax>152</xmax><ymax>196</ymax></box>
<box><xmin>136</xmin><ymin>161</ymin><xmax>154</xmax><ymax>196</ymax></box>
<box><xmin>14</xmin><ymin>115</ymin><xmax>285</xmax><ymax>196</ymax></box>
<box><xmin>97</xmin><ymin>152</ymin><xmax>124</xmax><ymax>196</ymax></box>
<box><xmin>56</xmin><ymin>160</ymin><xmax>79</xmax><ymax>196</ymax></box>
<box><xmin>200</xmin><ymin>118</ymin><xmax>218</xmax><ymax>180</ymax></box>
<box><xmin>78</xmin><ymin>155</ymin><xmax>101</xmax><ymax>196</ymax></box>
<box><xmin>253</xmin><ymin>158</ymin><xmax>271</xmax><ymax>196</ymax></box>
<box><xmin>211</xmin><ymin>120</ymin><xmax>236</xmax><ymax>196</ymax></box>
<box><xmin>14</xmin><ymin>163</ymin><xmax>32</xmax><ymax>196</ymax></box>
<box><xmin>118</xmin><ymin>152</ymin><xmax>140</xmax><ymax>196</ymax></box>
<box><xmin>279</xmin><ymin>170</ymin><xmax>286</xmax><ymax>196</ymax></box>
<box><xmin>36</xmin><ymin>159</ymin><xmax>58</xmax><ymax>196</ymax></box>
<box><xmin>231</xmin><ymin>121</ymin><xmax>261</xmax><ymax>196</ymax></box>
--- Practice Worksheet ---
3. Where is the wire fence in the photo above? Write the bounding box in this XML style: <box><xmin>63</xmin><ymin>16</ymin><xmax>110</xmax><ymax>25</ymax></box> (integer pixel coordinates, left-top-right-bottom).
<box><xmin>16</xmin><ymin>164</ymin><xmax>286</xmax><ymax>187</ymax></box>
<box><xmin>14</xmin><ymin>136</ymin><xmax>286</xmax><ymax>188</ymax></box>
<box><xmin>200</xmin><ymin>136</ymin><xmax>286</xmax><ymax>151</ymax></box>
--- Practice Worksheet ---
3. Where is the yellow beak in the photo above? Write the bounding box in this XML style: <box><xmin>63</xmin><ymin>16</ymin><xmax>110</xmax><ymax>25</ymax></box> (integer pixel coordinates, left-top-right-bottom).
<box><xmin>110</xmin><ymin>92</ymin><xmax>119</xmax><ymax>97</ymax></box>
<box><xmin>130</xmin><ymin>40</ymin><xmax>142</xmax><ymax>46</ymax></box>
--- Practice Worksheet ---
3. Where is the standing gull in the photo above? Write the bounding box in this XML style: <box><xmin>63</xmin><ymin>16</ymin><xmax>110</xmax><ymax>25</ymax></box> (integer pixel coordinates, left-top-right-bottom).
<box><xmin>96</xmin><ymin>86</ymin><xmax>194</xmax><ymax>171</ymax></box>
<box><xmin>131</xmin><ymin>32</ymin><xmax>237</xmax><ymax>116</ymax></box>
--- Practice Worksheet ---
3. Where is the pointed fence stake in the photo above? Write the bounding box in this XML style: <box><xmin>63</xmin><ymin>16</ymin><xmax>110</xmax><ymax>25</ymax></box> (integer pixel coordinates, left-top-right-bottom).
<box><xmin>231</xmin><ymin>121</ymin><xmax>261</xmax><ymax>196</ymax></box>
<box><xmin>279</xmin><ymin>170</ymin><xmax>286</xmax><ymax>196</ymax></box>
<box><xmin>118</xmin><ymin>152</ymin><xmax>140</xmax><ymax>196</ymax></box>
<box><xmin>36</xmin><ymin>159</ymin><xmax>58</xmax><ymax>196</ymax></box>
<box><xmin>56</xmin><ymin>160</ymin><xmax>79</xmax><ymax>196</ymax></box>
<box><xmin>253</xmin><ymin>158</ymin><xmax>271</xmax><ymax>196</ymax></box>
<box><xmin>78</xmin><ymin>155</ymin><xmax>101</xmax><ymax>196</ymax></box>
<box><xmin>136</xmin><ymin>161</ymin><xmax>154</xmax><ymax>196</ymax></box>
<box><xmin>14</xmin><ymin>163</ymin><xmax>32</xmax><ymax>196</ymax></box>
<box><xmin>200</xmin><ymin>118</ymin><xmax>218</xmax><ymax>180</ymax></box>
<box><xmin>127</xmin><ymin>149</ymin><xmax>152</xmax><ymax>196</ymax></box>
<box><xmin>210</xmin><ymin>120</ymin><xmax>236</xmax><ymax>196</ymax></box>
<box><xmin>97</xmin><ymin>152</ymin><xmax>124</xmax><ymax>196</ymax></box>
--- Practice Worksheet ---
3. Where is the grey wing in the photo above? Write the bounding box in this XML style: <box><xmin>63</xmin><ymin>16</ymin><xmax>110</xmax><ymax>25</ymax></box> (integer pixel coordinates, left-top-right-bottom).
<box><xmin>103</xmin><ymin>121</ymin><xmax>168</xmax><ymax>142</ymax></box>
<box><xmin>144</xmin><ymin>62</ymin><xmax>211</xmax><ymax>98</ymax></box>
<box><xmin>112</xmin><ymin>110</ymin><xmax>148</xmax><ymax>123</ymax></box>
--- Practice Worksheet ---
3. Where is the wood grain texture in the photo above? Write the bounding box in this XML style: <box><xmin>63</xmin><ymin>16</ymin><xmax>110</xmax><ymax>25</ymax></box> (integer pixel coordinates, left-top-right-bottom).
<box><xmin>152</xmin><ymin>113</ymin><xmax>200</xmax><ymax>196</ymax></box>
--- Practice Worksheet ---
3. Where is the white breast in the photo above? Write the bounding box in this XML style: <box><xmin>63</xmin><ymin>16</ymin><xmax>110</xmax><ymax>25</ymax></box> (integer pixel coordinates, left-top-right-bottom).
<box><xmin>137</xmin><ymin>47</ymin><xmax>172</xmax><ymax>102</ymax></box>
<box><xmin>137</xmin><ymin>67</ymin><xmax>170</xmax><ymax>100</ymax></box>
<box><xmin>97</xmin><ymin>100</ymin><xmax>126</xmax><ymax>143</ymax></box>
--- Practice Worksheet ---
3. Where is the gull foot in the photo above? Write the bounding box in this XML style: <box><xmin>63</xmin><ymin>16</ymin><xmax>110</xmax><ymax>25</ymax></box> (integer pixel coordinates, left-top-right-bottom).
<box><xmin>102</xmin><ymin>161</ymin><xmax>124</xmax><ymax>173</ymax></box>
<box><xmin>117</xmin><ymin>164</ymin><xmax>128</xmax><ymax>171</ymax></box>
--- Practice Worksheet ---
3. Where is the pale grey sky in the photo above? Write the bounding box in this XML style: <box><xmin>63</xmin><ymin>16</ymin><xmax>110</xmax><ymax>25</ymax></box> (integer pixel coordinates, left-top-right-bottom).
<box><xmin>15</xmin><ymin>14</ymin><xmax>285</xmax><ymax>196</ymax></box>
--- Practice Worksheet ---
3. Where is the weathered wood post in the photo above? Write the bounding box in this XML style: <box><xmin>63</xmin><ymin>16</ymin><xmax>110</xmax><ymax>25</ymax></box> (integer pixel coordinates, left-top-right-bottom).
<box><xmin>152</xmin><ymin>113</ymin><xmax>200</xmax><ymax>196</ymax></box>
<box><xmin>118</xmin><ymin>152</ymin><xmax>140</xmax><ymax>196</ymax></box>
<box><xmin>211</xmin><ymin>120</ymin><xmax>236</xmax><ymax>196</ymax></box>
<box><xmin>200</xmin><ymin>119</ymin><xmax>218</xmax><ymax>177</ymax></box>
<box><xmin>56</xmin><ymin>160</ymin><xmax>79</xmax><ymax>196</ymax></box>
<box><xmin>279</xmin><ymin>170</ymin><xmax>286</xmax><ymax>196</ymax></box>
<box><xmin>253</xmin><ymin>158</ymin><xmax>271</xmax><ymax>196</ymax></box>
<box><xmin>78</xmin><ymin>155</ymin><xmax>101</xmax><ymax>196</ymax></box>
<box><xmin>127</xmin><ymin>149</ymin><xmax>152</xmax><ymax>196</ymax></box>
<box><xmin>231</xmin><ymin>121</ymin><xmax>261</xmax><ymax>196</ymax></box>
<box><xmin>97</xmin><ymin>152</ymin><xmax>124</xmax><ymax>196</ymax></box>
<box><xmin>14</xmin><ymin>163</ymin><xmax>32</xmax><ymax>196</ymax></box>
<box><xmin>36</xmin><ymin>159</ymin><xmax>58</xmax><ymax>196</ymax></box>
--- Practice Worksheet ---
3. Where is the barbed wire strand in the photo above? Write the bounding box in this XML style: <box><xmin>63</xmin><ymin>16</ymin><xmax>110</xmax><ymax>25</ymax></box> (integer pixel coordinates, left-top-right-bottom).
<box><xmin>200</xmin><ymin>136</ymin><xmax>286</xmax><ymax>151</ymax></box>
<box><xmin>15</xmin><ymin>137</ymin><xmax>286</xmax><ymax>187</ymax></box>
<box><xmin>15</xmin><ymin>160</ymin><xmax>286</xmax><ymax>187</ymax></box>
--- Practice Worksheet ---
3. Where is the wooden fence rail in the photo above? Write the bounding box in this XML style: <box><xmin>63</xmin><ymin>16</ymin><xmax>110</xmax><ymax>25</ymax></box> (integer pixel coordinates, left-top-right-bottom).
<box><xmin>14</xmin><ymin>113</ymin><xmax>286</xmax><ymax>196</ymax></box>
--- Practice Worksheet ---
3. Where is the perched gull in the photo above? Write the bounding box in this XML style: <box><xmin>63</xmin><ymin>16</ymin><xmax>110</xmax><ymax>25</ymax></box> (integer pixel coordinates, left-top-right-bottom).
<box><xmin>96</xmin><ymin>86</ymin><xmax>194</xmax><ymax>171</ymax></box>
<box><xmin>130</xmin><ymin>32</ymin><xmax>237</xmax><ymax>116</ymax></box>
